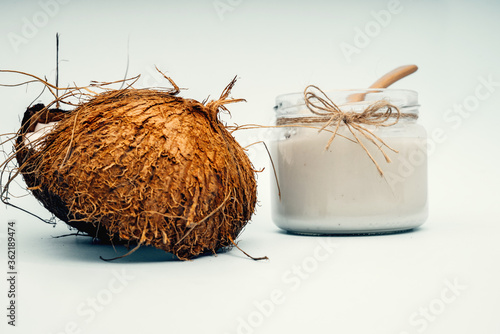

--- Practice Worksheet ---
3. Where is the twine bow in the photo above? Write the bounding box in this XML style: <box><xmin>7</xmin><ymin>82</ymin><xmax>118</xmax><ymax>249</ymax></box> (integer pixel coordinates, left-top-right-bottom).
<box><xmin>304</xmin><ymin>85</ymin><xmax>402</xmax><ymax>176</ymax></box>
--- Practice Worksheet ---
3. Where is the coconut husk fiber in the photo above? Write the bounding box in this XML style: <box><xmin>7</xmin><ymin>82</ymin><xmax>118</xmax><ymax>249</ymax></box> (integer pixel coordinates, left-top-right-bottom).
<box><xmin>13</xmin><ymin>75</ymin><xmax>258</xmax><ymax>260</ymax></box>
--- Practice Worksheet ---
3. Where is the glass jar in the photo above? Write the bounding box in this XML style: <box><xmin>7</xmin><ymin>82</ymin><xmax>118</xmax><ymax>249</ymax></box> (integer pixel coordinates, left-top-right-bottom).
<box><xmin>269</xmin><ymin>88</ymin><xmax>428</xmax><ymax>234</ymax></box>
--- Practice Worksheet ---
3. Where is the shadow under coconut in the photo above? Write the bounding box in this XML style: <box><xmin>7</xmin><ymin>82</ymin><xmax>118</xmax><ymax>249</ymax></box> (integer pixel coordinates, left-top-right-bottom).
<box><xmin>48</xmin><ymin>233</ymin><xmax>182</xmax><ymax>263</ymax></box>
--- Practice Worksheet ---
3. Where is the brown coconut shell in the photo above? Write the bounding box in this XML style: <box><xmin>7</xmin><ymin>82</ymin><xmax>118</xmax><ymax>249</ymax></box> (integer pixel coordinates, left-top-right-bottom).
<box><xmin>15</xmin><ymin>79</ymin><xmax>257</xmax><ymax>260</ymax></box>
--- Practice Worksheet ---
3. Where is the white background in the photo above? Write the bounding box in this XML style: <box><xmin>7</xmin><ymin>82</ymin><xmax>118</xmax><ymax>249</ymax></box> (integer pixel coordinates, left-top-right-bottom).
<box><xmin>1</xmin><ymin>0</ymin><xmax>499</xmax><ymax>333</ymax></box>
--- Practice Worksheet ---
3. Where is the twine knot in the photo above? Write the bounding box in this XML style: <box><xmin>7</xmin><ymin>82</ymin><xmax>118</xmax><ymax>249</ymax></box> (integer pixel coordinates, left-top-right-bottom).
<box><xmin>304</xmin><ymin>85</ymin><xmax>403</xmax><ymax>176</ymax></box>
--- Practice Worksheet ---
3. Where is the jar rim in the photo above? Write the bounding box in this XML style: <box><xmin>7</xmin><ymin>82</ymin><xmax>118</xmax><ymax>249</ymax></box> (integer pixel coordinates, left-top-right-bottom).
<box><xmin>276</xmin><ymin>88</ymin><xmax>417</xmax><ymax>104</ymax></box>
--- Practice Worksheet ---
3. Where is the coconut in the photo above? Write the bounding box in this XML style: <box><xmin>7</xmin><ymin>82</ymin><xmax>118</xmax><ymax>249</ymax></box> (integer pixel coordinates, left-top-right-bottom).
<box><xmin>13</xmin><ymin>76</ymin><xmax>258</xmax><ymax>260</ymax></box>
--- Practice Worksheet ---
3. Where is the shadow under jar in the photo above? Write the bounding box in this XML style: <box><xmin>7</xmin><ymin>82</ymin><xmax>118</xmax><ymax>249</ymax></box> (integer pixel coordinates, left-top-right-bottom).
<box><xmin>269</xmin><ymin>89</ymin><xmax>428</xmax><ymax>235</ymax></box>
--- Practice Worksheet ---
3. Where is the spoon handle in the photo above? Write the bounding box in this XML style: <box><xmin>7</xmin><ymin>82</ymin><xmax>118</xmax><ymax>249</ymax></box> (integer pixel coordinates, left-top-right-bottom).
<box><xmin>369</xmin><ymin>64</ymin><xmax>418</xmax><ymax>89</ymax></box>
<box><xmin>348</xmin><ymin>64</ymin><xmax>418</xmax><ymax>103</ymax></box>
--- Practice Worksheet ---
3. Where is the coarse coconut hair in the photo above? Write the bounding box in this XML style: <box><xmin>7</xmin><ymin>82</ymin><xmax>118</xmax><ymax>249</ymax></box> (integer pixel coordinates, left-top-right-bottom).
<box><xmin>2</xmin><ymin>70</ymin><xmax>261</xmax><ymax>260</ymax></box>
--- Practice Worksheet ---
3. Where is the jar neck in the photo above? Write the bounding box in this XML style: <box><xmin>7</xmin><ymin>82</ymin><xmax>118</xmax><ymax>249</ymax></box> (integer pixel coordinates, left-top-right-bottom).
<box><xmin>276</xmin><ymin>106</ymin><xmax>419</xmax><ymax>126</ymax></box>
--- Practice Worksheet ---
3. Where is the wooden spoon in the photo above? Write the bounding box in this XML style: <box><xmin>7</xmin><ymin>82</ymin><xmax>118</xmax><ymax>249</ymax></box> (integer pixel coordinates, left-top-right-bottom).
<box><xmin>348</xmin><ymin>64</ymin><xmax>418</xmax><ymax>102</ymax></box>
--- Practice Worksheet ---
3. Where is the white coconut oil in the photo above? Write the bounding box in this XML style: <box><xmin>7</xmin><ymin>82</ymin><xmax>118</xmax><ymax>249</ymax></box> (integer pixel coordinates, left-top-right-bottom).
<box><xmin>270</xmin><ymin>89</ymin><xmax>428</xmax><ymax>234</ymax></box>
